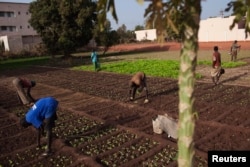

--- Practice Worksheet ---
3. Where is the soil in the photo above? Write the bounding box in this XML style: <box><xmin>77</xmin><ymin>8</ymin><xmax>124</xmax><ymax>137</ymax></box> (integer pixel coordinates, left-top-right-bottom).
<box><xmin>0</xmin><ymin>42</ymin><xmax>250</xmax><ymax>167</ymax></box>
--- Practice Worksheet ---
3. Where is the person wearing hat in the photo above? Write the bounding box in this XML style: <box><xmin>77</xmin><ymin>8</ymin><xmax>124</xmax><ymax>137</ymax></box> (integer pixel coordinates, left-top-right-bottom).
<box><xmin>129</xmin><ymin>72</ymin><xmax>149</xmax><ymax>103</ymax></box>
<box><xmin>12</xmin><ymin>77</ymin><xmax>36</xmax><ymax>106</ymax></box>
<box><xmin>20</xmin><ymin>97</ymin><xmax>58</xmax><ymax>156</ymax></box>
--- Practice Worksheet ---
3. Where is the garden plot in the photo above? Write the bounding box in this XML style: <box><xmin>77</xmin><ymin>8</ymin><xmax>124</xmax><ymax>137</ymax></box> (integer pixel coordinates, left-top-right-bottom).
<box><xmin>1</xmin><ymin>65</ymin><xmax>250</xmax><ymax>166</ymax></box>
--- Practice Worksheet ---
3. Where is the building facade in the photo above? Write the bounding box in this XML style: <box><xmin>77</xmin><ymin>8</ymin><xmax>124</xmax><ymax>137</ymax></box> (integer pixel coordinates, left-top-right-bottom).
<box><xmin>198</xmin><ymin>15</ymin><xmax>250</xmax><ymax>42</ymax></box>
<box><xmin>0</xmin><ymin>2</ymin><xmax>40</xmax><ymax>52</ymax></box>
<box><xmin>135</xmin><ymin>16</ymin><xmax>250</xmax><ymax>43</ymax></box>
<box><xmin>134</xmin><ymin>29</ymin><xmax>157</xmax><ymax>41</ymax></box>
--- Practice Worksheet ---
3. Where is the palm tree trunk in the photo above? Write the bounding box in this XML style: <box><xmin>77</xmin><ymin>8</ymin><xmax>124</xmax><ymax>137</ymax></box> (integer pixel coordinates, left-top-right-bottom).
<box><xmin>177</xmin><ymin>1</ymin><xmax>201</xmax><ymax>167</ymax></box>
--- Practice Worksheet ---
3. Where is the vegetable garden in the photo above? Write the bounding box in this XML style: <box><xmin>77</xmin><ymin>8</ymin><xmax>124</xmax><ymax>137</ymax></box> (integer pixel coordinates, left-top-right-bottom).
<box><xmin>0</xmin><ymin>42</ymin><xmax>250</xmax><ymax>166</ymax></box>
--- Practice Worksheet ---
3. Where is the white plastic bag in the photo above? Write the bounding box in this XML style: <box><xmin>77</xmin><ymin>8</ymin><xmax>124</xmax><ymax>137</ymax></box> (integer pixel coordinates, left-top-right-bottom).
<box><xmin>152</xmin><ymin>118</ymin><xmax>163</xmax><ymax>134</ymax></box>
<box><xmin>152</xmin><ymin>114</ymin><xmax>178</xmax><ymax>139</ymax></box>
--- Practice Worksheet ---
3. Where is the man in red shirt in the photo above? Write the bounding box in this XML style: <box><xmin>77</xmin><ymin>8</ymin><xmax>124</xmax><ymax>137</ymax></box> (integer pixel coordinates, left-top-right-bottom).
<box><xmin>129</xmin><ymin>72</ymin><xmax>149</xmax><ymax>103</ymax></box>
<box><xmin>210</xmin><ymin>46</ymin><xmax>223</xmax><ymax>85</ymax></box>
<box><xmin>12</xmin><ymin>77</ymin><xmax>36</xmax><ymax>106</ymax></box>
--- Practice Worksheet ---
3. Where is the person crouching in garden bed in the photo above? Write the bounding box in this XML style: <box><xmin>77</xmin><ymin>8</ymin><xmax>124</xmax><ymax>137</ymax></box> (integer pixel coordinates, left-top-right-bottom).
<box><xmin>20</xmin><ymin>97</ymin><xmax>58</xmax><ymax>157</ymax></box>
<box><xmin>129</xmin><ymin>72</ymin><xmax>149</xmax><ymax>103</ymax></box>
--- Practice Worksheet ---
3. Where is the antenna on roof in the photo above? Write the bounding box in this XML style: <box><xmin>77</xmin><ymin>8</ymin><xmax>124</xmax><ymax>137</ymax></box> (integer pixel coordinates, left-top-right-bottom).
<box><xmin>220</xmin><ymin>10</ymin><xmax>224</xmax><ymax>18</ymax></box>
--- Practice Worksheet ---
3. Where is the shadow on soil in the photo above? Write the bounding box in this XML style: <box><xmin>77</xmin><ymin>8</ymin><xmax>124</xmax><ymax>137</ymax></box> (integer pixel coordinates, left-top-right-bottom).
<box><xmin>221</xmin><ymin>72</ymin><xmax>248</xmax><ymax>84</ymax></box>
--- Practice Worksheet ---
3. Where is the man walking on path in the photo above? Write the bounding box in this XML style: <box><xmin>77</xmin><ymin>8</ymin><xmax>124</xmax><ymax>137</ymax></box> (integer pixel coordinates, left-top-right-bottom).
<box><xmin>230</xmin><ymin>40</ymin><xmax>241</xmax><ymax>61</ymax></box>
<box><xmin>90</xmin><ymin>49</ymin><xmax>100</xmax><ymax>71</ymax></box>
<box><xmin>211</xmin><ymin>46</ymin><xmax>223</xmax><ymax>85</ymax></box>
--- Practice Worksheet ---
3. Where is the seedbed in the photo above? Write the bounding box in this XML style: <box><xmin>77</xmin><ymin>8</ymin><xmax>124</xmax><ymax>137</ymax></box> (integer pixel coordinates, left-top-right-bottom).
<box><xmin>121</xmin><ymin>112</ymin><xmax>156</xmax><ymax>129</ymax></box>
<box><xmin>67</xmin><ymin>125</ymin><xmax>118</xmax><ymax>148</ymax></box>
<box><xmin>78</xmin><ymin>130</ymin><xmax>138</xmax><ymax>156</ymax></box>
<box><xmin>1</xmin><ymin>59</ymin><xmax>250</xmax><ymax>166</ymax></box>
<box><xmin>194</xmin><ymin>122</ymin><xmax>219</xmax><ymax>142</ymax></box>
<box><xmin>0</xmin><ymin>129</ymin><xmax>37</xmax><ymax>155</ymax></box>
<box><xmin>196</xmin><ymin>127</ymin><xmax>250</xmax><ymax>151</ymax></box>
<box><xmin>0</xmin><ymin>143</ymin><xmax>53</xmax><ymax>167</ymax></box>
<box><xmin>139</xmin><ymin>145</ymin><xmax>177</xmax><ymax>166</ymax></box>
<box><xmin>54</xmin><ymin>116</ymin><xmax>101</xmax><ymax>139</ymax></box>
<box><xmin>98</xmin><ymin>137</ymin><xmax>159</xmax><ymax>166</ymax></box>
<box><xmin>217</xmin><ymin>108</ymin><xmax>250</xmax><ymax>127</ymax></box>
<box><xmin>197</xmin><ymin>104</ymin><xmax>231</xmax><ymax>121</ymax></box>
<box><xmin>0</xmin><ymin>123</ymin><xmax>23</xmax><ymax>139</ymax></box>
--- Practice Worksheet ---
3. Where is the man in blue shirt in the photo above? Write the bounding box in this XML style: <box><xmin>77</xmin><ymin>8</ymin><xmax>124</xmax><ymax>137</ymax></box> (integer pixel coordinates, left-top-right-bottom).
<box><xmin>91</xmin><ymin>49</ymin><xmax>100</xmax><ymax>71</ymax></box>
<box><xmin>20</xmin><ymin>97</ymin><xmax>58</xmax><ymax>156</ymax></box>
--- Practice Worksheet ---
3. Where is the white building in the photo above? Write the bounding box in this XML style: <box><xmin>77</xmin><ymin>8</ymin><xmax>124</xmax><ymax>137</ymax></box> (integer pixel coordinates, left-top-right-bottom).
<box><xmin>198</xmin><ymin>15</ymin><xmax>250</xmax><ymax>42</ymax></box>
<box><xmin>136</xmin><ymin>16</ymin><xmax>250</xmax><ymax>42</ymax></box>
<box><xmin>0</xmin><ymin>2</ymin><xmax>40</xmax><ymax>52</ymax></box>
<box><xmin>134</xmin><ymin>29</ymin><xmax>157</xmax><ymax>41</ymax></box>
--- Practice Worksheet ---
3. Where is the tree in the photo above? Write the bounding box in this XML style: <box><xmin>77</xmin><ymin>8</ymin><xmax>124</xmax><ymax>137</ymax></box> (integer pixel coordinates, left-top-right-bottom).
<box><xmin>94</xmin><ymin>20</ymin><xmax>119</xmax><ymax>55</ymax></box>
<box><xmin>29</xmin><ymin>0</ymin><xmax>97</xmax><ymax>57</ymax></box>
<box><xmin>134</xmin><ymin>25</ymin><xmax>144</xmax><ymax>31</ymax></box>
<box><xmin>225</xmin><ymin>0</ymin><xmax>250</xmax><ymax>38</ymax></box>
<box><xmin>116</xmin><ymin>24</ymin><xmax>136</xmax><ymax>43</ymax></box>
<box><xmin>96</xmin><ymin>0</ymin><xmax>250</xmax><ymax>166</ymax></box>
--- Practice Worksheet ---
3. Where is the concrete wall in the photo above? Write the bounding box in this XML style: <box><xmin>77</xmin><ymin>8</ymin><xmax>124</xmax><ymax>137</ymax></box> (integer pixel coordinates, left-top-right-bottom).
<box><xmin>0</xmin><ymin>36</ymin><xmax>9</xmax><ymax>51</ymax></box>
<box><xmin>0</xmin><ymin>2</ymin><xmax>41</xmax><ymax>52</ymax></box>
<box><xmin>198</xmin><ymin>16</ymin><xmax>250</xmax><ymax>42</ymax></box>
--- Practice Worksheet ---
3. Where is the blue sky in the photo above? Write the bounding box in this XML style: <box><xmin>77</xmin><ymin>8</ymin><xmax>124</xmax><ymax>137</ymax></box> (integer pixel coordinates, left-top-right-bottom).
<box><xmin>1</xmin><ymin>0</ymin><xmax>233</xmax><ymax>30</ymax></box>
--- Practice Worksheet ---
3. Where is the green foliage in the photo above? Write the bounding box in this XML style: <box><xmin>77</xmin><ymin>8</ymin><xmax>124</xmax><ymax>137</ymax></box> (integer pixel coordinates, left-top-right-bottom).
<box><xmin>74</xmin><ymin>59</ymin><xmax>180</xmax><ymax>78</ymax></box>
<box><xmin>225</xmin><ymin>0</ymin><xmax>250</xmax><ymax>38</ymax></box>
<box><xmin>134</xmin><ymin>25</ymin><xmax>144</xmax><ymax>31</ymax></box>
<box><xmin>29</xmin><ymin>0</ymin><xmax>97</xmax><ymax>56</ymax></box>
<box><xmin>198</xmin><ymin>60</ymin><xmax>247</xmax><ymax>68</ymax></box>
<box><xmin>94</xmin><ymin>20</ymin><xmax>119</xmax><ymax>53</ymax></box>
<box><xmin>97</xmin><ymin>0</ymin><xmax>118</xmax><ymax>32</ymax></box>
<box><xmin>0</xmin><ymin>57</ymin><xmax>50</xmax><ymax>70</ymax></box>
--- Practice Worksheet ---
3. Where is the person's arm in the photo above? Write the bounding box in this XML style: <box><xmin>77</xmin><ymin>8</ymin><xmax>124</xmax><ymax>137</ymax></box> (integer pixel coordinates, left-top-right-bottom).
<box><xmin>27</xmin><ymin>87</ymin><xmax>35</xmax><ymax>102</ymax></box>
<box><xmin>212</xmin><ymin>53</ymin><xmax>216</xmax><ymax>68</ymax></box>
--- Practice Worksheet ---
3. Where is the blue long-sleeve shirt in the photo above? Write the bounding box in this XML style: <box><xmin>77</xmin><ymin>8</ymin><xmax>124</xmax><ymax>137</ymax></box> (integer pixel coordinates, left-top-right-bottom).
<box><xmin>91</xmin><ymin>51</ymin><xmax>98</xmax><ymax>63</ymax></box>
<box><xmin>26</xmin><ymin>97</ymin><xmax>58</xmax><ymax>128</ymax></box>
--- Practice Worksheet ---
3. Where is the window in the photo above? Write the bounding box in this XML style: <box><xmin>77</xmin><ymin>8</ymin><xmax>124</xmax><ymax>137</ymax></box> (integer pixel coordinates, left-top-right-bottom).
<box><xmin>20</xmin><ymin>26</ymin><xmax>22</xmax><ymax>29</ymax></box>
<box><xmin>0</xmin><ymin>12</ymin><xmax>4</xmax><ymax>17</ymax></box>
<box><xmin>18</xmin><ymin>11</ymin><xmax>21</xmax><ymax>15</ymax></box>
<box><xmin>1</xmin><ymin>26</ymin><xmax>7</xmax><ymax>31</ymax></box>
<box><xmin>9</xmin><ymin>26</ymin><xmax>16</xmax><ymax>32</ymax></box>
<box><xmin>0</xmin><ymin>26</ymin><xmax>16</xmax><ymax>32</ymax></box>
<box><xmin>0</xmin><ymin>11</ymin><xmax>14</xmax><ymax>17</ymax></box>
<box><xmin>7</xmin><ymin>12</ymin><xmax>14</xmax><ymax>17</ymax></box>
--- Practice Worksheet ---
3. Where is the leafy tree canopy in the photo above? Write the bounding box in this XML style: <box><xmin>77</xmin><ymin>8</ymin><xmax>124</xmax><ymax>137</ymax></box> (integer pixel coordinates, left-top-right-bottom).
<box><xmin>226</xmin><ymin>0</ymin><xmax>250</xmax><ymax>38</ymax></box>
<box><xmin>29</xmin><ymin>0</ymin><xmax>97</xmax><ymax>56</ymax></box>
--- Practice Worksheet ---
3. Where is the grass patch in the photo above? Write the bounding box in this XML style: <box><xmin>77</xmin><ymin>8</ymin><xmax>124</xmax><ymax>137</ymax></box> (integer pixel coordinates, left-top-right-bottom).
<box><xmin>198</xmin><ymin>60</ymin><xmax>247</xmax><ymax>68</ymax></box>
<box><xmin>0</xmin><ymin>57</ymin><xmax>50</xmax><ymax>70</ymax></box>
<box><xmin>73</xmin><ymin>59</ymin><xmax>191</xmax><ymax>79</ymax></box>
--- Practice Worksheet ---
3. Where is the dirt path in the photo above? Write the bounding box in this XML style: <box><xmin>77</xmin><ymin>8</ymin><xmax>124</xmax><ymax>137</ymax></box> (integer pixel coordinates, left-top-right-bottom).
<box><xmin>196</xmin><ymin>60</ymin><xmax>250</xmax><ymax>87</ymax></box>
